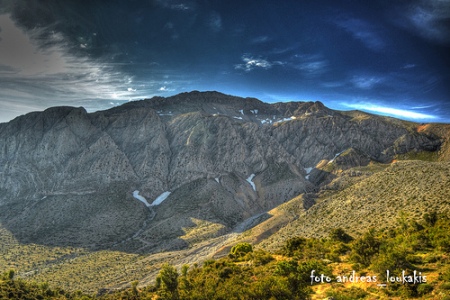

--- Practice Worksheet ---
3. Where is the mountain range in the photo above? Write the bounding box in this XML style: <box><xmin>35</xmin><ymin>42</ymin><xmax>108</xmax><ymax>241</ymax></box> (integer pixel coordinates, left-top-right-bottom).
<box><xmin>1</xmin><ymin>91</ymin><xmax>449</xmax><ymax>292</ymax></box>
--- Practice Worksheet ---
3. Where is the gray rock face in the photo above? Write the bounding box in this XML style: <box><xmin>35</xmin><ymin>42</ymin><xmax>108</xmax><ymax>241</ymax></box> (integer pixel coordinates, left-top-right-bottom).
<box><xmin>0</xmin><ymin>91</ymin><xmax>441</xmax><ymax>251</ymax></box>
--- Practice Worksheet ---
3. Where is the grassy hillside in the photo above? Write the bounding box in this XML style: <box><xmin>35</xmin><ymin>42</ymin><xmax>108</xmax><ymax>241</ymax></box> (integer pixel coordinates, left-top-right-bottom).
<box><xmin>2</xmin><ymin>214</ymin><xmax>449</xmax><ymax>299</ymax></box>
<box><xmin>256</xmin><ymin>160</ymin><xmax>450</xmax><ymax>252</ymax></box>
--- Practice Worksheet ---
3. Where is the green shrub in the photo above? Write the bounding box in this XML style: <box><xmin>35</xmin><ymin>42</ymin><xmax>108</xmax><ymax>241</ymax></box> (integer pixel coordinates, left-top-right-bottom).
<box><xmin>283</xmin><ymin>236</ymin><xmax>306</xmax><ymax>256</ymax></box>
<box><xmin>371</xmin><ymin>247</ymin><xmax>412</xmax><ymax>279</ymax></box>
<box><xmin>350</xmin><ymin>228</ymin><xmax>380</xmax><ymax>266</ymax></box>
<box><xmin>230</xmin><ymin>242</ymin><xmax>253</xmax><ymax>258</ymax></box>
<box><xmin>250</xmin><ymin>249</ymin><xmax>274</xmax><ymax>265</ymax></box>
<box><xmin>330</xmin><ymin>228</ymin><xmax>354</xmax><ymax>243</ymax></box>
<box><xmin>417</xmin><ymin>283</ymin><xmax>433</xmax><ymax>296</ymax></box>
<box><xmin>440</xmin><ymin>282</ymin><xmax>450</xmax><ymax>290</ymax></box>
<box><xmin>405</xmin><ymin>254</ymin><xmax>422</xmax><ymax>264</ymax></box>
<box><xmin>424</xmin><ymin>254</ymin><xmax>440</xmax><ymax>263</ymax></box>
<box><xmin>326</xmin><ymin>287</ymin><xmax>368</xmax><ymax>300</ymax></box>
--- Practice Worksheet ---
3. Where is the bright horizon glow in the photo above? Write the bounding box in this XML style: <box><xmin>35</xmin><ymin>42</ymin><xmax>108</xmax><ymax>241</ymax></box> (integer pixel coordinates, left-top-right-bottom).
<box><xmin>343</xmin><ymin>103</ymin><xmax>439</xmax><ymax>120</ymax></box>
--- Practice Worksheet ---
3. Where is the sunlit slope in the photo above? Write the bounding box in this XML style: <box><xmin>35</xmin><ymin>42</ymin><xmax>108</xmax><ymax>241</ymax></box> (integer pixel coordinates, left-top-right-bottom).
<box><xmin>254</xmin><ymin>160</ymin><xmax>450</xmax><ymax>251</ymax></box>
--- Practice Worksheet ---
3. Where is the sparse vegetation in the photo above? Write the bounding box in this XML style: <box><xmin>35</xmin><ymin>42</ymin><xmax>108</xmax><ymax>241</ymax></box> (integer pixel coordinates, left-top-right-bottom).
<box><xmin>2</xmin><ymin>214</ymin><xmax>449</xmax><ymax>299</ymax></box>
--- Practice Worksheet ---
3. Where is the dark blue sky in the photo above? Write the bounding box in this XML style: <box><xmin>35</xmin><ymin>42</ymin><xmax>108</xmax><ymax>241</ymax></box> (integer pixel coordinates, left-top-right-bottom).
<box><xmin>1</xmin><ymin>0</ymin><xmax>449</xmax><ymax>123</ymax></box>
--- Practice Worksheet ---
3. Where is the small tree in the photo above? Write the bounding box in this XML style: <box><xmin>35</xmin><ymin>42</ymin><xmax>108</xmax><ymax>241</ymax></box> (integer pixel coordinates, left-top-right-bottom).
<box><xmin>230</xmin><ymin>242</ymin><xmax>253</xmax><ymax>258</ymax></box>
<box><xmin>157</xmin><ymin>263</ymin><xmax>179</xmax><ymax>300</ymax></box>
<box><xmin>283</xmin><ymin>237</ymin><xmax>306</xmax><ymax>256</ymax></box>
<box><xmin>6</xmin><ymin>269</ymin><xmax>14</xmax><ymax>280</ymax></box>
<box><xmin>330</xmin><ymin>228</ymin><xmax>353</xmax><ymax>243</ymax></box>
<box><xmin>351</xmin><ymin>228</ymin><xmax>380</xmax><ymax>266</ymax></box>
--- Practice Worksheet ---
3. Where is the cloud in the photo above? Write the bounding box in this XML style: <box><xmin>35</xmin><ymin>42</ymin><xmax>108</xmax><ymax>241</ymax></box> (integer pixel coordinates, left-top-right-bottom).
<box><xmin>0</xmin><ymin>14</ymin><xmax>68</xmax><ymax>76</ymax></box>
<box><xmin>235</xmin><ymin>54</ymin><xmax>283</xmax><ymax>72</ymax></box>
<box><xmin>155</xmin><ymin>0</ymin><xmax>193</xmax><ymax>11</ymax></box>
<box><xmin>0</xmin><ymin>14</ymin><xmax>157</xmax><ymax>122</ymax></box>
<box><xmin>290</xmin><ymin>54</ymin><xmax>328</xmax><ymax>77</ymax></box>
<box><xmin>403</xmin><ymin>0</ymin><xmax>450</xmax><ymax>44</ymax></box>
<box><xmin>351</xmin><ymin>75</ymin><xmax>384</xmax><ymax>89</ymax></box>
<box><xmin>251</xmin><ymin>36</ymin><xmax>271</xmax><ymax>44</ymax></box>
<box><xmin>342</xmin><ymin>102</ymin><xmax>439</xmax><ymax>120</ymax></box>
<box><xmin>209</xmin><ymin>12</ymin><xmax>222</xmax><ymax>32</ymax></box>
<box><xmin>335</xmin><ymin>17</ymin><xmax>386</xmax><ymax>51</ymax></box>
<box><xmin>403</xmin><ymin>64</ymin><xmax>417</xmax><ymax>69</ymax></box>
<box><xmin>170</xmin><ymin>4</ymin><xmax>190</xmax><ymax>11</ymax></box>
<box><xmin>411</xmin><ymin>104</ymin><xmax>436</xmax><ymax>109</ymax></box>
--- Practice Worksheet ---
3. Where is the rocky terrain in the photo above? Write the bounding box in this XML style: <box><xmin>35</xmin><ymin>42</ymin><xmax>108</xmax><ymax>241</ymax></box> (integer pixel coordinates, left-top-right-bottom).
<box><xmin>0</xmin><ymin>91</ymin><xmax>448</xmax><ymax>292</ymax></box>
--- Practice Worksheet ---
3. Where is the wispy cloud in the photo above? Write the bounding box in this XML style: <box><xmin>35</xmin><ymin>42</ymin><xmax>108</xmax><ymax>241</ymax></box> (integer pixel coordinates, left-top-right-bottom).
<box><xmin>403</xmin><ymin>64</ymin><xmax>417</xmax><ymax>69</ymax></box>
<box><xmin>0</xmin><ymin>14</ymin><xmax>68</xmax><ymax>76</ymax></box>
<box><xmin>235</xmin><ymin>54</ymin><xmax>284</xmax><ymax>72</ymax></box>
<box><xmin>290</xmin><ymin>54</ymin><xmax>328</xmax><ymax>77</ymax></box>
<box><xmin>209</xmin><ymin>12</ymin><xmax>222</xmax><ymax>32</ymax></box>
<box><xmin>170</xmin><ymin>4</ymin><xmax>190</xmax><ymax>11</ymax></box>
<box><xmin>155</xmin><ymin>0</ymin><xmax>194</xmax><ymax>11</ymax></box>
<box><xmin>335</xmin><ymin>17</ymin><xmax>386</xmax><ymax>51</ymax></box>
<box><xmin>351</xmin><ymin>75</ymin><xmax>384</xmax><ymax>89</ymax></box>
<box><xmin>251</xmin><ymin>36</ymin><xmax>271</xmax><ymax>44</ymax></box>
<box><xmin>403</xmin><ymin>0</ymin><xmax>450</xmax><ymax>45</ymax></box>
<box><xmin>0</xmin><ymin>14</ymin><xmax>155</xmax><ymax>122</ymax></box>
<box><xmin>158</xmin><ymin>85</ymin><xmax>176</xmax><ymax>92</ymax></box>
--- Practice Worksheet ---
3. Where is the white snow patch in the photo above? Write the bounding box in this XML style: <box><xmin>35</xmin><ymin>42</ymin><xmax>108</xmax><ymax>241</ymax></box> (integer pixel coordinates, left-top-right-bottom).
<box><xmin>239</xmin><ymin>109</ymin><xmax>244</xmax><ymax>115</ymax></box>
<box><xmin>250</xmin><ymin>109</ymin><xmax>258</xmax><ymax>114</ymax></box>
<box><xmin>328</xmin><ymin>151</ymin><xmax>344</xmax><ymax>164</ymax></box>
<box><xmin>305</xmin><ymin>174</ymin><xmax>310</xmax><ymax>180</ymax></box>
<box><xmin>158</xmin><ymin>110</ymin><xmax>173</xmax><ymax>116</ymax></box>
<box><xmin>215</xmin><ymin>177</ymin><xmax>220</xmax><ymax>183</ymax></box>
<box><xmin>133</xmin><ymin>190</ymin><xmax>151</xmax><ymax>207</ymax></box>
<box><xmin>246</xmin><ymin>174</ymin><xmax>256</xmax><ymax>191</ymax></box>
<box><xmin>151</xmin><ymin>191</ymin><xmax>171</xmax><ymax>206</ymax></box>
<box><xmin>233</xmin><ymin>116</ymin><xmax>243</xmax><ymax>120</ymax></box>
<box><xmin>304</xmin><ymin>167</ymin><xmax>313</xmax><ymax>174</ymax></box>
<box><xmin>274</xmin><ymin>116</ymin><xmax>296</xmax><ymax>124</ymax></box>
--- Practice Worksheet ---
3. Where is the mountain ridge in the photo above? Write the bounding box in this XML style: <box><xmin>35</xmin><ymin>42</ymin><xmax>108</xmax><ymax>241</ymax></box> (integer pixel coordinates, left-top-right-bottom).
<box><xmin>0</xmin><ymin>91</ymin><xmax>444</xmax><ymax>251</ymax></box>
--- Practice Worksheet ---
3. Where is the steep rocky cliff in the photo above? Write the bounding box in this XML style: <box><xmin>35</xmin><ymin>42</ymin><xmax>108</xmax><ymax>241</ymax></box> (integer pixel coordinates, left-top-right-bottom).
<box><xmin>0</xmin><ymin>91</ymin><xmax>442</xmax><ymax>252</ymax></box>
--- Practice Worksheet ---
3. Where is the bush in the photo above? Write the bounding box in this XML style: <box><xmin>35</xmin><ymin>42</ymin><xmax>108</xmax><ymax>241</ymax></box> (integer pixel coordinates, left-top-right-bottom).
<box><xmin>283</xmin><ymin>236</ymin><xmax>306</xmax><ymax>256</ymax></box>
<box><xmin>371</xmin><ymin>247</ymin><xmax>412</xmax><ymax>279</ymax></box>
<box><xmin>350</xmin><ymin>228</ymin><xmax>380</xmax><ymax>266</ymax></box>
<box><xmin>230</xmin><ymin>242</ymin><xmax>253</xmax><ymax>258</ymax></box>
<box><xmin>250</xmin><ymin>249</ymin><xmax>274</xmax><ymax>265</ymax></box>
<box><xmin>417</xmin><ymin>283</ymin><xmax>433</xmax><ymax>296</ymax></box>
<box><xmin>326</xmin><ymin>287</ymin><xmax>368</xmax><ymax>300</ymax></box>
<box><xmin>330</xmin><ymin>228</ymin><xmax>354</xmax><ymax>243</ymax></box>
<box><xmin>440</xmin><ymin>282</ymin><xmax>450</xmax><ymax>290</ymax></box>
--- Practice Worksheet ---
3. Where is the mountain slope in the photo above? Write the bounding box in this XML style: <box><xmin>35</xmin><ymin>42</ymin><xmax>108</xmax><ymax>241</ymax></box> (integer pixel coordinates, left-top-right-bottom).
<box><xmin>0</xmin><ymin>91</ymin><xmax>449</xmax><ymax>292</ymax></box>
<box><xmin>0</xmin><ymin>91</ymin><xmax>442</xmax><ymax>251</ymax></box>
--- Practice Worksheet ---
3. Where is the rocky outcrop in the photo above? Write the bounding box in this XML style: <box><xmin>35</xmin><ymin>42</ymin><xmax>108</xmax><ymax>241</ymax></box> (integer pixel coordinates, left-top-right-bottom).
<box><xmin>0</xmin><ymin>91</ymin><xmax>441</xmax><ymax>251</ymax></box>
